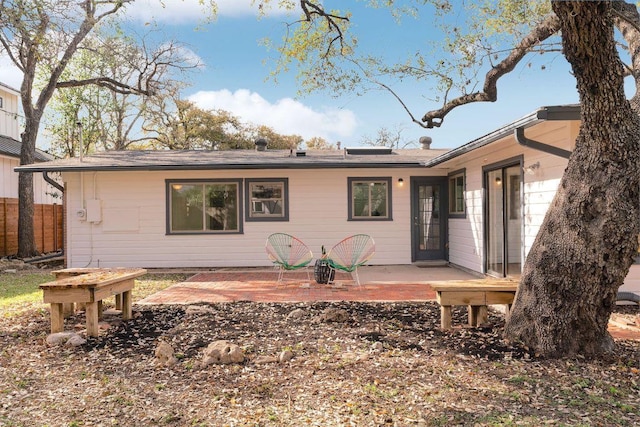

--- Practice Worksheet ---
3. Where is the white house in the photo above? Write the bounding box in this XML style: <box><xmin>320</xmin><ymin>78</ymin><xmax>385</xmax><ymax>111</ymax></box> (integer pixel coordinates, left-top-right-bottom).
<box><xmin>15</xmin><ymin>104</ymin><xmax>639</xmax><ymax>294</ymax></box>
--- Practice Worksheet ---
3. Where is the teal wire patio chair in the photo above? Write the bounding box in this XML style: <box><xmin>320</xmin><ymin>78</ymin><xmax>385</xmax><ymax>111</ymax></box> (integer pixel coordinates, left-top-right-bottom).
<box><xmin>265</xmin><ymin>233</ymin><xmax>314</xmax><ymax>283</ymax></box>
<box><xmin>326</xmin><ymin>234</ymin><xmax>375</xmax><ymax>288</ymax></box>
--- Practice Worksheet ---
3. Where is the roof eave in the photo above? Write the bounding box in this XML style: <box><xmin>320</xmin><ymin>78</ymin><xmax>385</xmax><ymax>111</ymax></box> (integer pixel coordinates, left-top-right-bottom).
<box><xmin>15</xmin><ymin>161</ymin><xmax>431</xmax><ymax>173</ymax></box>
<box><xmin>423</xmin><ymin>105</ymin><xmax>580</xmax><ymax>167</ymax></box>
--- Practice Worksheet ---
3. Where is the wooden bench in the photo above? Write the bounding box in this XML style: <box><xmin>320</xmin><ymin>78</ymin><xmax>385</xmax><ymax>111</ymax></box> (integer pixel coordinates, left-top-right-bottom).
<box><xmin>430</xmin><ymin>281</ymin><xmax>518</xmax><ymax>330</ymax></box>
<box><xmin>40</xmin><ymin>268</ymin><xmax>147</xmax><ymax>337</ymax></box>
<box><xmin>52</xmin><ymin>268</ymin><xmax>106</xmax><ymax>316</ymax></box>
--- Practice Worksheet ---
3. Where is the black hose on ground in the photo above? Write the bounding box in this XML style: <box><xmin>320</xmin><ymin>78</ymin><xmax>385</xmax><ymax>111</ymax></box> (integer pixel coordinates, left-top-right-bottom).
<box><xmin>617</xmin><ymin>291</ymin><xmax>640</xmax><ymax>305</ymax></box>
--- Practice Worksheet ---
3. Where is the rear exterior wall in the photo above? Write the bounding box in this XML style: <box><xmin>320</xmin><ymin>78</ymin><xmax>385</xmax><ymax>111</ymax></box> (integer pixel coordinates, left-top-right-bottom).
<box><xmin>61</xmin><ymin>167</ymin><xmax>440</xmax><ymax>268</ymax></box>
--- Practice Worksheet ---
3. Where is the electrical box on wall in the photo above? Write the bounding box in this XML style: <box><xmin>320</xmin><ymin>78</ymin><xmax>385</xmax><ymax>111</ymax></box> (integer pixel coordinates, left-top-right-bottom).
<box><xmin>86</xmin><ymin>199</ymin><xmax>102</xmax><ymax>223</ymax></box>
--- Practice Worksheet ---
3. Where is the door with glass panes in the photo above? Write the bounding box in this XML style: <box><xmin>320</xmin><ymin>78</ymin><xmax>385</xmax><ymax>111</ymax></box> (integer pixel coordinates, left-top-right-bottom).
<box><xmin>485</xmin><ymin>162</ymin><xmax>522</xmax><ymax>277</ymax></box>
<box><xmin>411</xmin><ymin>177</ymin><xmax>447</xmax><ymax>261</ymax></box>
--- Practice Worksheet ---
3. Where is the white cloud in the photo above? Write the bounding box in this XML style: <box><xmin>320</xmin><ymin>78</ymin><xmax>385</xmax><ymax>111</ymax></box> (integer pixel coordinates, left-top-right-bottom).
<box><xmin>123</xmin><ymin>0</ymin><xmax>295</xmax><ymax>25</ymax></box>
<box><xmin>189</xmin><ymin>89</ymin><xmax>358</xmax><ymax>141</ymax></box>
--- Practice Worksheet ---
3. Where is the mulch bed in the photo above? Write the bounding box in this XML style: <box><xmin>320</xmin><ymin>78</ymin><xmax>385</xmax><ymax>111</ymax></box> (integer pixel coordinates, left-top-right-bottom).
<box><xmin>1</xmin><ymin>300</ymin><xmax>638</xmax><ymax>426</ymax></box>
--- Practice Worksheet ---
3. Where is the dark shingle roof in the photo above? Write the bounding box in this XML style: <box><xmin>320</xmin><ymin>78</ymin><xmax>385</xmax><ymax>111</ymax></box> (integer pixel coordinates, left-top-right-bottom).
<box><xmin>0</xmin><ymin>135</ymin><xmax>54</xmax><ymax>162</ymax></box>
<box><xmin>15</xmin><ymin>148</ymin><xmax>450</xmax><ymax>172</ymax></box>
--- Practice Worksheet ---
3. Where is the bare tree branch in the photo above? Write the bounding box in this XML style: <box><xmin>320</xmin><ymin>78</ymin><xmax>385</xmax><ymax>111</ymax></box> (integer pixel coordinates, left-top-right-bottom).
<box><xmin>55</xmin><ymin>77</ymin><xmax>154</xmax><ymax>95</ymax></box>
<box><xmin>35</xmin><ymin>1</ymin><xmax>131</xmax><ymax>113</ymax></box>
<box><xmin>299</xmin><ymin>0</ymin><xmax>349</xmax><ymax>58</ymax></box>
<box><xmin>421</xmin><ymin>14</ymin><xmax>561</xmax><ymax>128</ymax></box>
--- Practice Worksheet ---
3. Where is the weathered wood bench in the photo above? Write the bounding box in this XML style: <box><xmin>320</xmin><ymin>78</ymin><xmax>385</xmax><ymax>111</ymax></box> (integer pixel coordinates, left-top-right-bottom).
<box><xmin>430</xmin><ymin>281</ymin><xmax>518</xmax><ymax>330</ymax></box>
<box><xmin>52</xmin><ymin>268</ymin><xmax>107</xmax><ymax>316</ymax></box>
<box><xmin>40</xmin><ymin>268</ymin><xmax>147</xmax><ymax>337</ymax></box>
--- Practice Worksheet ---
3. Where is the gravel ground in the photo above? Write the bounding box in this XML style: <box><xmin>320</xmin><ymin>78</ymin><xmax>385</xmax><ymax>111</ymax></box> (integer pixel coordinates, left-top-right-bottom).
<box><xmin>1</xmin><ymin>299</ymin><xmax>639</xmax><ymax>426</ymax></box>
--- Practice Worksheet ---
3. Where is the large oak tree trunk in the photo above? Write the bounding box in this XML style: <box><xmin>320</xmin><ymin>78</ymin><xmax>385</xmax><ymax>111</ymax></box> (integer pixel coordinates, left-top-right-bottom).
<box><xmin>17</xmin><ymin>115</ymin><xmax>41</xmax><ymax>258</ymax></box>
<box><xmin>504</xmin><ymin>2</ymin><xmax>640</xmax><ymax>357</ymax></box>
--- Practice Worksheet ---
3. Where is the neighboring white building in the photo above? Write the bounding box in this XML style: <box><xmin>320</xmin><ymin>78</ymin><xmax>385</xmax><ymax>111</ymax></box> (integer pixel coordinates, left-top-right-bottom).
<box><xmin>15</xmin><ymin>105</ymin><xmax>639</xmax><ymax>294</ymax></box>
<box><xmin>0</xmin><ymin>82</ymin><xmax>60</xmax><ymax>204</ymax></box>
<box><xmin>1</xmin><ymin>82</ymin><xmax>63</xmax><ymax>256</ymax></box>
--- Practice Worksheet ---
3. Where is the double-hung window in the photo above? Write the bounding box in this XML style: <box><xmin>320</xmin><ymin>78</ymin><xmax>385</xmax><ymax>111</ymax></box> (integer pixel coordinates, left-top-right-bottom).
<box><xmin>348</xmin><ymin>177</ymin><xmax>392</xmax><ymax>220</ymax></box>
<box><xmin>245</xmin><ymin>178</ymin><xmax>289</xmax><ymax>221</ymax></box>
<box><xmin>448</xmin><ymin>169</ymin><xmax>466</xmax><ymax>218</ymax></box>
<box><xmin>167</xmin><ymin>179</ymin><xmax>242</xmax><ymax>234</ymax></box>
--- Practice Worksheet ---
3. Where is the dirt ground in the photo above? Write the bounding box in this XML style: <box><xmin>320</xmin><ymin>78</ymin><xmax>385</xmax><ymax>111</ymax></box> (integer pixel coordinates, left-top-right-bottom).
<box><xmin>1</xmin><ymin>297</ymin><xmax>639</xmax><ymax>426</ymax></box>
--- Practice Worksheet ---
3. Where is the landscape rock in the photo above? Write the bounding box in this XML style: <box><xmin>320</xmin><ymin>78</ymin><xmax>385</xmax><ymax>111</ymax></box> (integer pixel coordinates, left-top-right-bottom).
<box><xmin>287</xmin><ymin>308</ymin><xmax>305</xmax><ymax>320</ymax></box>
<box><xmin>46</xmin><ymin>331</ymin><xmax>84</xmax><ymax>347</ymax></box>
<box><xmin>254</xmin><ymin>355</ymin><xmax>279</xmax><ymax>364</ymax></box>
<box><xmin>202</xmin><ymin>340</ymin><xmax>244</xmax><ymax>366</ymax></box>
<box><xmin>0</xmin><ymin>258</ymin><xmax>37</xmax><ymax>271</ymax></box>
<box><xmin>319</xmin><ymin>307</ymin><xmax>349</xmax><ymax>323</ymax></box>
<box><xmin>155</xmin><ymin>341</ymin><xmax>177</xmax><ymax>366</ymax></box>
<box><xmin>370</xmin><ymin>341</ymin><xmax>384</xmax><ymax>352</ymax></box>
<box><xmin>65</xmin><ymin>334</ymin><xmax>87</xmax><ymax>347</ymax></box>
<box><xmin>278</xmin><ymin>349</ymin><xmax>294</xmax><ymax>363</ymax></box>
<box><xmin>102</xmin><ymin>308</ymin><xmax>122</xmax><ymax>316</ymax></box>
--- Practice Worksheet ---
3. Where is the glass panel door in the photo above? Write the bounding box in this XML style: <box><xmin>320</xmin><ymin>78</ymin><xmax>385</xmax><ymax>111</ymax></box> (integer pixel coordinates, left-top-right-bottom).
<box><xmin>485</xmin><ymin>165</ymin><xmax>522</xmax><ymax>277</ymax></box>
<box><xmin>505</xmin><ymin>166</ymin><xmax>522</xmax><ymax>276</ymax></box>
<box><xmin>411</xmin><ymin>177</ymin><xmax>447</xmax><ymax>261</ymax></box>
<box><xmin>487</xmin><ymin>169</ymin><xmax>504</xmax><ymax>275</ymax></box>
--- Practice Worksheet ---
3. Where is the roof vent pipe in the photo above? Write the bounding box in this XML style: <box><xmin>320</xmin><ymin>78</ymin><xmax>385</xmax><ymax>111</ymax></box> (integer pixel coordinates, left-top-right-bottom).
<box><xmin>255</xmin><ymin>138</ymin><xmax>268</xmax><ymax>151</ymax></box>
<box><xmin>419</xmin><ymin>136</ymin><xmax>432</xmax><ymax>150</ymax></box>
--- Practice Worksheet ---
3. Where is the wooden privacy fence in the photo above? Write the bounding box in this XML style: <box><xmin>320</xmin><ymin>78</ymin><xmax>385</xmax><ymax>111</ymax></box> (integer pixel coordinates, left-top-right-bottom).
<box><xmin>0</xmin><ymin>198</ymin><xmax>64</xmax><ymax>257</ymax></box>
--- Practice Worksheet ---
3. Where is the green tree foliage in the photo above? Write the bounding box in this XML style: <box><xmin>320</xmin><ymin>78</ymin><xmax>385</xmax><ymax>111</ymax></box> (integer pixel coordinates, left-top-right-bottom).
<box><xmin>305</xmin><ymin>136</ymin><xmax>335</xmax><ymax>150</ymax></box>
<box><xmin>143</xmin><ymin>96</ymin><xmax>304</xmax><ymax>150</ymax></box>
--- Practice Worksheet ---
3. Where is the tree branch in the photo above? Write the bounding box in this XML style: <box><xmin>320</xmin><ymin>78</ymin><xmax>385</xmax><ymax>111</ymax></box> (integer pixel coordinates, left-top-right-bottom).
<box><xmin>421</xmin><ymin>14</ymin><xmax>561</xmax><ymax>128</ymax></box>
<box><xmin>611</xmin><ymin>1</ymin><xmax>640</xmax><ymax>108</ymax></box>
<box><xmin>55</xmin><ymin>77</ymin><xmax>154</xmax><ymax>95</ymax></box>
<box><xmin>35</xmin><ymin>0</ymin><xmax>130</xmax><ymax>113</ymax></box>
<box><xmin>299</xmin><ymin>0</ymin><xmax>349</xmax><ymax>58</ymax></box>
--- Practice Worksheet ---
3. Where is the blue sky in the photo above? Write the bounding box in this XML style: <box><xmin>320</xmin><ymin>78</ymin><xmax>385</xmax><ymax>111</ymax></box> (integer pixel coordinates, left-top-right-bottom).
<box><xmin>1</xmin><ymin>0</ymin><xmax>583</xmax><ymax>149</ymax></box>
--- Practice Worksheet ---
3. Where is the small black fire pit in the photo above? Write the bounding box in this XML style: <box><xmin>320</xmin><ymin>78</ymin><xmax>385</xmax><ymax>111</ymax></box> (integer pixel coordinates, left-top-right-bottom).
<box><xmin>314</xmin><ymin>259</ymin><xmax>335</xmax><ymax>284</ymax></box>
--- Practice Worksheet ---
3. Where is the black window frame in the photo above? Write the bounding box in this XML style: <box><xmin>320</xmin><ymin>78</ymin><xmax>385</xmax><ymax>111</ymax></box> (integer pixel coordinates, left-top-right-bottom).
<box><xmin>448</xmin><ymin>169</ymin><xmax>466</xmax><ymax>219</ymax></box>
<box><xmin>347</xmin><ymin>177</ymin><xmax>393</xmax><ymax>221</ymax></box>
<box><xmin>166</xmin><ymin>178</ymin><xmax>243</xmax><ymax>235</ymax></box>
<box><xmin>245</xmin><ymin>178</ymin><xmax>289</xmax><ymax>222</ymax></box>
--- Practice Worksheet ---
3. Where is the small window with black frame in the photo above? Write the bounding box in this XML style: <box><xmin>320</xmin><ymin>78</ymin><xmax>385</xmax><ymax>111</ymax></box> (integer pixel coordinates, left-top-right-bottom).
<box><xmin>245</xmin><ymin>178</ymin><xmax>289</xmax><ymax>221</ymax></box>
<box><xmin>448</xmin><ymin>169</ymin><xmax>466</xmax><ymax>218</ymax></box>
<box><xmin>348</xmin><ymin>177</ymin><xmax>392</xmax><ymax>220</ymax></box>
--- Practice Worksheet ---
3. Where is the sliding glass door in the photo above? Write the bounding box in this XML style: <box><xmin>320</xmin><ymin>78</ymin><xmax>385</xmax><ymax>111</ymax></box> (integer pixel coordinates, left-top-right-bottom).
<box><xmin>485</xmin><ymin>162</ymin><xmax>522</xmax><ymax>277</ymax></box>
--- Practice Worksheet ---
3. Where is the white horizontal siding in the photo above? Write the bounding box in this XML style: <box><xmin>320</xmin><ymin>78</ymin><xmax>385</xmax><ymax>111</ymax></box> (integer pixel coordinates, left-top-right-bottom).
<box><xmin>1</xmin><ymin>154</ymin><xmax>62</xmax><ymax>203</ymax></box>
<box><xmin>621</xmin><ymin>265</ymin><xmax>640</xmax><ymax>293</ymax></box>
<box><xmin>63</xmin><ymin>168</ymin><xmax>436</xmax><ymax>268</ymax></box>
<box><xmin>0</xmin><ymin>87</ymin><xmax>20</xmax><ymax>140</ymax></box>
<box><xmin>446</xmin><ymin>120</ymin><xmax>576</xmax><ymax>276</ymax></box>
<box><xmin>0</xmin><ymin>156</ymin><xmax>18</xmax><ymax>198</ymax></box>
